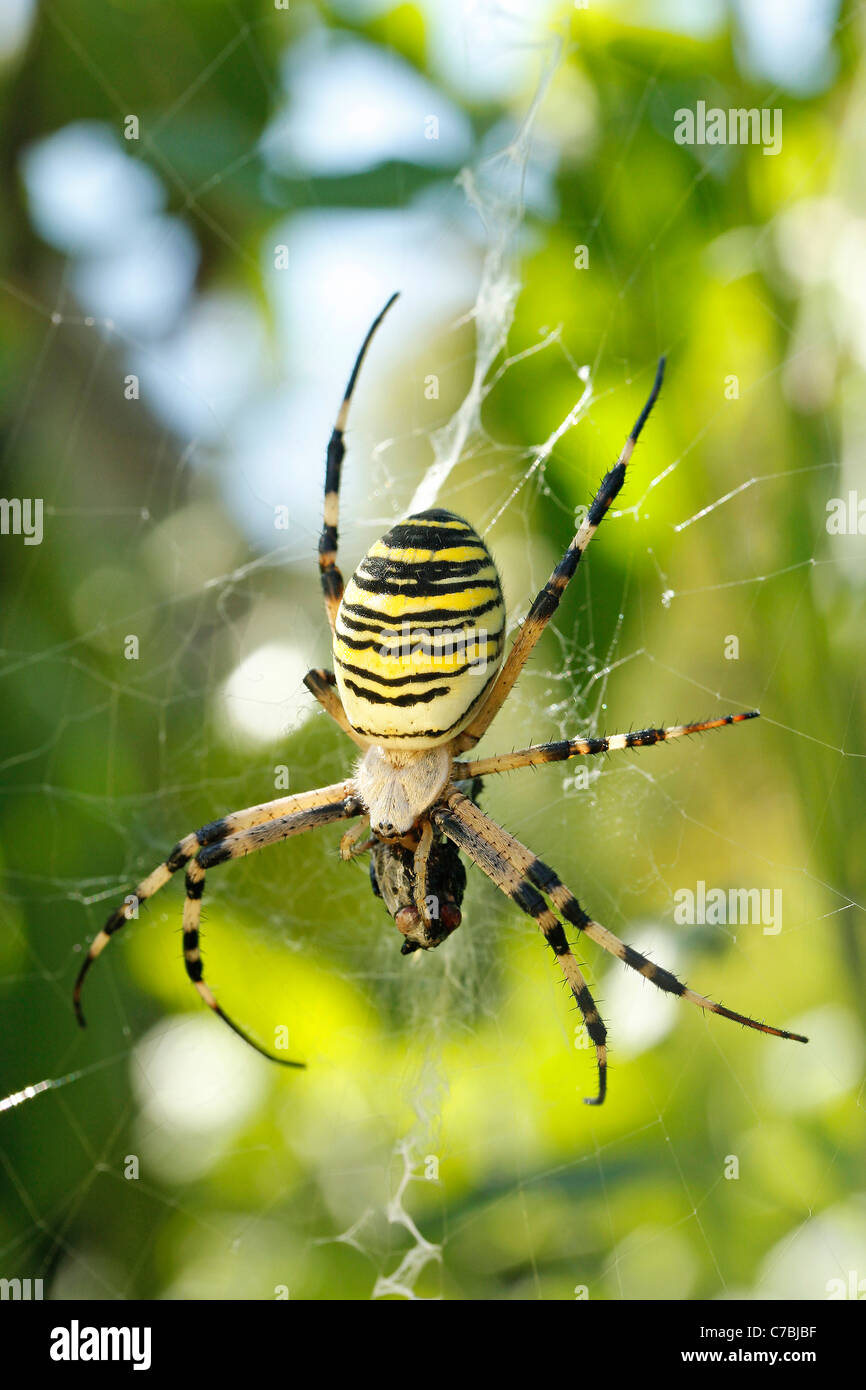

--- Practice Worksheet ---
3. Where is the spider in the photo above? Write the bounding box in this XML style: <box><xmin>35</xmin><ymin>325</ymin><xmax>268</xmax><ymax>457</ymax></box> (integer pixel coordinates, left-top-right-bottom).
<box><xmin>74</xmin><ymin>294</ymin><xmax>808</xmax><ymax>1105</ymax></box>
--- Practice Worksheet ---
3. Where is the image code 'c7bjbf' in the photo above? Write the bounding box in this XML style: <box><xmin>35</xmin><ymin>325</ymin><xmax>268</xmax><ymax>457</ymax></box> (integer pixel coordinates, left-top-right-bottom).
<box><xmin>0</xmin><ymin>0</ymin><xmax>862</xmax><ymax>1325</ymax></box>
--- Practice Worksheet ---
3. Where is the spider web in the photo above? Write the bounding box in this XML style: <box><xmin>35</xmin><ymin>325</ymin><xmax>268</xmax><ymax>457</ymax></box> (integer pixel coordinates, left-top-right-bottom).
<box><xmin>1</xmin><ymin>0</ymin><xmax>865</xmax><ymax>1304</ymax></box>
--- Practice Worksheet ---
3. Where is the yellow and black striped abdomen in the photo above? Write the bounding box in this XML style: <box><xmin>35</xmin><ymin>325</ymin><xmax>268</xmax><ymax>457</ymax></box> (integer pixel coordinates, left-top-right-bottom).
<box><xmin>334</xmin><ymin>509</ymin><xmax>506</xmax><ymax>748</ymax></box>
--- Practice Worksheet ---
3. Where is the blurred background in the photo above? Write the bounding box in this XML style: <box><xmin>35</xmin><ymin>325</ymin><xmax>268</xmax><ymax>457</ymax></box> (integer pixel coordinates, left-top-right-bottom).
<box><xmin>0</xmin><ymin>0</ymin><xmax>864</xmax><ymax>1301</ymax></box>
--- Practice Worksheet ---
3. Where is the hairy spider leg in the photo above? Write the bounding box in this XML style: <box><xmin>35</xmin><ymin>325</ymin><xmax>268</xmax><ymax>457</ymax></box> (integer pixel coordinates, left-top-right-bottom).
<box><xmin>433</xmin><ymin>785</ymin><xmax>807</xmax><ymax>1105</ymax></box>
<box><xmin>180</xmin><ymin>795</ymin><xmax>361</xmax><ymax>1063</ymax></box>
<box><xmin>454</xmin><ymin>712</ymin><xmax>759</xmax><ymax>778</ymax></box>
<box><xmin>304</xmin><ymin>667</ymin><xmax>368</xmax><ymax>747</ymax></box>
<box><xmin>456</xmin><ymin>357</ymin><xmax>666</xmax><ymax>751</ymax></box>
<box><xmin>73</xmin><ymin>782</ymin><xmax>357</xmax><ymax>1036</ymax></box>
<box><xmin>318</xmin><ymin>293</ymin><xmax>400</xmax><ymax>631</ymax></box>
<box><xmin>431</xmin><ymin>790</ymin><xmax>608</xmax><ymax>1105</ymax></box>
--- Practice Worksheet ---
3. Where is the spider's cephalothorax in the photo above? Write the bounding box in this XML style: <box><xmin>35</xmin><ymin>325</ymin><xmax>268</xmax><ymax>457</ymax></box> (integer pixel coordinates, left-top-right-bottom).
<box><xmin>74</xmin><ymin>293</ymin><xmax>808</xmax><ymax>1106</ymax></box>
<box><xmin>353</xmin><ymin>741</ymin><xmax>451</xmax><ymax>836</ymax></box>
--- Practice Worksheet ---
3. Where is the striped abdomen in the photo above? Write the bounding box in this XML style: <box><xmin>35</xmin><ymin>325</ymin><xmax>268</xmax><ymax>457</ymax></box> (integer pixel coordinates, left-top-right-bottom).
<box><xmin>334</xmin><ymin>509</ymin><xmax>506</xmax><ymax>748</ymax></box>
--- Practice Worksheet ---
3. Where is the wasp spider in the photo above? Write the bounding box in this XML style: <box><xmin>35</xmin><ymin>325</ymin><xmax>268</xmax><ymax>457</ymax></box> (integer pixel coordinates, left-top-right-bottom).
<box><xmin>74</xmin><ymin>294</ymin><xmax>808</xmax><ymax>1104</ymax></box>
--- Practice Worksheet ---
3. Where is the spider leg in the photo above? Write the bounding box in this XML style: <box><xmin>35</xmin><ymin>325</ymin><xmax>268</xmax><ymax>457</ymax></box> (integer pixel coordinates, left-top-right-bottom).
<box><xmin>530</xmin><ymin>860</ymin><xmax>808</xmax><ymax>1043</ymax></box>
<box><xmin>73</xmin><ymin>780</ymin><xmax>356</xmax><ymax>1029</ymax></box>
<box><xmin>412</xmin><ymin>820</ymin><xmax>434</xmax><ymax>927</ymax></box>
<box><xmin>304</xmin><ymin>668</ymin><xmax>367</xmax><ymax>748</ymax></box>
<box><xmin>454</xmin><ymin>711</ymin><xmax>759</xmax><ymax>778</ymax></box>
<box><xmin>431</xmin><ymin>791</ymin><xmax>608</xmax><ymax>1105</ymax></box>
<box><xmin>433</xmin><ymin>786</ymin><xmax>807</xmax><ymax>1095</ymax></box>
<box><xmin>181</xmin><ymin>794</ymin><xmax>362</xmax><ymax>1066</ymax></box>
<box><xmin>340</xmin><ymin>817</ymin><xmax>372</xmax><ymax>860</ymax></box>
<box><xmin>455</xmin><ymin>358</ymin><xmax>666</xmax><ymax>751</ymax></box>
<box><xmin>319</xmin><ymin>292</ymin><xmax>400</xmax><ymax>632</ymax></box>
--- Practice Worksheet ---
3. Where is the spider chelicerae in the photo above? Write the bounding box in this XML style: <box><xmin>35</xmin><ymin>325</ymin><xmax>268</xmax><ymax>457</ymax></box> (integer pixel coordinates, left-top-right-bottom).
<box><xmin>74</xmin><ymin>294</ymin><xmax>808</xmax><ymax>1105</ymax></box>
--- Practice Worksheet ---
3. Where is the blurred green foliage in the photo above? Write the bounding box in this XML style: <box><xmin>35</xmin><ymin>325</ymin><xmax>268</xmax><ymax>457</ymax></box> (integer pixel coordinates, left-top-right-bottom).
<box><xmin>0</xmin><ymin>0</ymin><xmax>864</xmax><ymax>1300</ymax></box>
